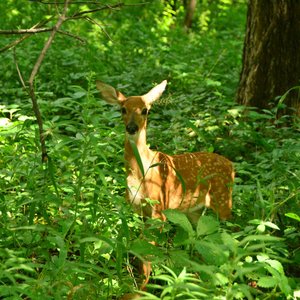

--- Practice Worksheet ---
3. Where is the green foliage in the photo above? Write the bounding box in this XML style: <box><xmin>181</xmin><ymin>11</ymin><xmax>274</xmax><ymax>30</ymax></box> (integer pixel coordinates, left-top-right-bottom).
<box><xmin>141</xmin><ymin>266</ymin><xmax>208</xmax><ymax>299</ymax></box>
<box><xmin>136</xmin><ymin>214</ymin><xmax>296</xmax><ymax>299</ymax></box>
<box><xmin>0</xmin><ymin>0</ymin><xmax>299</xmax><ymax>299</ymax></box>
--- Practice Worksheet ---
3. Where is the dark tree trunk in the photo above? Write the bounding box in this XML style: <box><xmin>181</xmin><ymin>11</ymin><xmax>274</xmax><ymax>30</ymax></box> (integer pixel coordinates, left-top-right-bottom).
<box><xmin>184</xmin><ymin>0</ymin><xmax>197</xmax><ymax>29</ymax></box>
<box><xmin>236</xmin><ymin>0</ymin><xmax>300</xmax><ymax>116</ymax></box>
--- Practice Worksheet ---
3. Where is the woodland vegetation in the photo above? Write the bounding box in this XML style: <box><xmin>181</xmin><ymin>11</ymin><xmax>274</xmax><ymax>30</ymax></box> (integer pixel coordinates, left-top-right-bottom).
<box><xmin>0</xmin><ymin>1</ymin><xmax>299</xmax><ymax>299</ymax></box>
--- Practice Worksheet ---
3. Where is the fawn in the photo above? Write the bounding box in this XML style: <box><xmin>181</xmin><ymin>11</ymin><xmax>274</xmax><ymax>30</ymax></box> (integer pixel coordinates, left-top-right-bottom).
<box><xmin>96</xmin><ymin>80</ymin><xmax>234</xmax><ymax>288</ymax></box>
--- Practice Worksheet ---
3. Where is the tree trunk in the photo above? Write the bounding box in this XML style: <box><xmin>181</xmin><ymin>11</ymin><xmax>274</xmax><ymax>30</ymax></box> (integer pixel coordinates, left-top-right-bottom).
<box><xmin>184</xmin><ymin>0</ymin><xmax>197</xmax><ymax>29</ymax></box>
<box><xmin>236</xmin><ymin>0</ymin><xmax>300</xmax><ymax>116</ymax></box>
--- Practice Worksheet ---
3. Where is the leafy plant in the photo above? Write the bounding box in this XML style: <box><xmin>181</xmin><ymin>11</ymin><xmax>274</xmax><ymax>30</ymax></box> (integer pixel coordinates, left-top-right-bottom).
<box><xmin>0</xmin><ymin>1</ymin><xmax>299</xmax><ymax>299</ymax></box>
<box><xmin>139</xmin><ymin>214</ymin><xmax>294</xmax><ymax>299</ymax></box>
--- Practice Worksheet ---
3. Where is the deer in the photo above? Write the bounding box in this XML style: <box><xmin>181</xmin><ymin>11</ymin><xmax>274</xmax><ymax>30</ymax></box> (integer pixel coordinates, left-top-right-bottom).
<box><xmin>96</xmin><ymin>79</ymin><xmax>234</xmax><ymax>291</ymax></box>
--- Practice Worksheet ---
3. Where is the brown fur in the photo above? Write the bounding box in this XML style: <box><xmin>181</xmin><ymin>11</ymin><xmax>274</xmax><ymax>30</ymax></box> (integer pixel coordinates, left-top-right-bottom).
<box><xmin>96</xmin><ymin>80</ymin><xmax>234</xmax><ymax>290</ymax></box>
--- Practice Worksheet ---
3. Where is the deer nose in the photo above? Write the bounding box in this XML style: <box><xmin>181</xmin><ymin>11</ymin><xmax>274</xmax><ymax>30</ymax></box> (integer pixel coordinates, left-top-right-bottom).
<box><xmin>126</xmin><ymin>122</ymin><xmax>139</xmax><ymax>135</ymax></box>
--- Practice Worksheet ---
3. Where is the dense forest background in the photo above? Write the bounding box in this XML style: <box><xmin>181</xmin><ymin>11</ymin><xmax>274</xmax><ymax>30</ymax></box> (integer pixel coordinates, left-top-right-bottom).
<box><xmin>0</xmin><ymin>1</ymin><xmax>299</xmax><ymax>299</ymax></box>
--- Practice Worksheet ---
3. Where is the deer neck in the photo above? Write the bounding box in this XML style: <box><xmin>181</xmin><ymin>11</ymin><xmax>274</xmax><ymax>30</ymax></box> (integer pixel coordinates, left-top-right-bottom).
<box><xmin>124</xmin><ymin>127</ymin><xmax>155</xmax><ymax>177</ymax></box>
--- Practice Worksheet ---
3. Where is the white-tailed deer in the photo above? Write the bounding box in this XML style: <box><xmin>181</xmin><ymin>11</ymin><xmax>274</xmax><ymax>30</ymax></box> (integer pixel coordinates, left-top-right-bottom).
<box><xmin>96</xmin><ymin>80</ymin><xmax>234</xmax><ymax>289</ymax></box>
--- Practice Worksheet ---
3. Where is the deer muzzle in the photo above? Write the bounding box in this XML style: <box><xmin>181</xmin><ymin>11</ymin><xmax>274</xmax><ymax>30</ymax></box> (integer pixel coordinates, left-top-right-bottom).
<box><xmin>126</xmin><ymin>122</ymin><xmax>139</xmax><ymax>135</ymax></box>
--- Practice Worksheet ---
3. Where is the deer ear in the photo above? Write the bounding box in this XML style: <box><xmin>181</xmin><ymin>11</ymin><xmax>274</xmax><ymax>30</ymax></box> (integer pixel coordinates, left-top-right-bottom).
<box><xmin>96</xmin><ymin>81</ymin><xmax>126</xmax><ymax>105</ymax></box>
<box><xmin>143</xmin><ymin>80</ymin><xmax>167</xmax><ymax>106</ymax></box>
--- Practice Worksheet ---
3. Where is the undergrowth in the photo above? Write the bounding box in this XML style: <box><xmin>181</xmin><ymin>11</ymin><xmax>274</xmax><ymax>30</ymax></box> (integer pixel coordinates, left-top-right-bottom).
<box><xmin>0</xmin><ymin>1</ymin><xmax>299</xmax><ymax>299</ymax></box>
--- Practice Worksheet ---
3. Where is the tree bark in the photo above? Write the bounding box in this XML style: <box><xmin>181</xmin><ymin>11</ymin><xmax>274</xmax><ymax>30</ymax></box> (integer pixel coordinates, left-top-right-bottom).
<box><xmin>236</xmin><ymin>0</ymin><xmax>300</xmax><ymax>116</ymax></box>
<box><xmin>184</xmin><ymin>0</ymin><xmax>197</xmax><ymax>29</ymax></box>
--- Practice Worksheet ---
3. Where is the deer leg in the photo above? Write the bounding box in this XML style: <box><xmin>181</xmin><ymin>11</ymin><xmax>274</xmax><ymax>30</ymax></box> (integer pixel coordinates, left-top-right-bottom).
<box><xmin>140</xmin><ymin>260</ymin><xmax>151</xmax><ymax>291</ymax></box>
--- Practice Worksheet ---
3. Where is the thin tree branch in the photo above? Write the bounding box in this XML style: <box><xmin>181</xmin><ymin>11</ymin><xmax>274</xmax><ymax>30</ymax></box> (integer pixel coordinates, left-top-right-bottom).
<box><xmin>29</xmin><ymin>0</ymin><xmax>71</xmax><ymax>162</ymax></box>
<box><xmin>0</xmin><ymin>28</ymin><xmax>55</xmax><ymax>34</ymax></box>
<box><xmin>71</xmin><ymin>3</ymin><xmax>124</xmax><ymax>18</ymax></box>
<box><xmin>29</xmin><ymin>13</ymin><xmax>67</xmax><ymax>83</ymax></box>
<box><xmin>84</xmin><ymin>16</ymin><xmax>112</xmax><ymax>41</ymax></box>
<box><xmin>0</xmin><ymin>19</ymin><xmax>52</xmax><ymax>53</ymax></box>
<box><xmin>34</xmin><ymin>0</ymin><xmax>147</xmax><ymax>5</ymax></box>
<box><xmin>0</xmin><ymin>35</ymin><xmax>29</xmax><ymax>53</ymax></box>
<box><xmin>13</xmin><ymin>48</ymin><xmax>27</xmax><ymax>89</ymax></box>
<box><xmin>57</xmin><ymin>29</ymin><xmax>86</xmax><ymax>43</ymax></box>
<box><xmin>0</xmin><ymin>0</ymin><xmax>134</xmax><ymax>161</ymax></box>
<box><xmin>0</xmin><ymin>28</ymin><xmax>85</xmax><ymax>45</ymax></box>
<box><xmin>0</xmin><ymin>2</ymin><xmax>123</xmax><ymax>50</ymax></box>
<box><xmin>34</xmin><ymin>0</ymin><xmax>103</xmax><ymax>4</ymax></box>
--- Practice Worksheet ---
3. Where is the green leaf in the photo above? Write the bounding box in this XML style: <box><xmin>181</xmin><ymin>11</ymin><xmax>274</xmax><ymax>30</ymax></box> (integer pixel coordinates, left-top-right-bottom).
<box><xmin>250</xmin><ymin>220</ymin><xmax>280</xmax><ymax>231</ymax></box>
<box><xmin>205</xmin><ymin>78</ymin><xmax>221</xmax><ymax>87</ymax></box>
<box><xmin>163</xmin><ymin>209</ymin><xmax>194</xmax><ymax>237</ymax></box>
<box><xmin>72</xmin><ymin>91</ymin><xmax>86</xmax><ymax>99</ymax></box>
<box><xmin>264</xmin><ymin>261</ymin><xmax>292</xmax><ymax>296</ymax></box>
<box><xmin>130</xmin><ymin>239</ymin><xmax>163</xmax><ymax>258</ymax></box>
<box><xmin>186</xmin><ymin>120</ymin><xmax>207</xmax><ymax>143</ymax></box>
<box><xmin>257</xmin><ymin>223</ymin><xmax>265</xmax><ymax>232</ymax></box>
<box><xmin>173</xmin><ymin>226</ymin><xmax>189</xmax><ymax>245</ymax></box>
<box><xmin>214</xmin><ymin>273</ymin><xmax>229</xmax><ymax>286</ymax></box>
<box><xmin>221</xmin><ymin>232</ymin><xmax>237</xmax><ymax>252</ymax></box>
<box><xmin>196</xmin><ymin>216</ymin><xmax>219</xmax><ymax>237</ymax></box>
<box><xmin>80</xmin><ymin>236</ymin><xmax>115</xmax><ymax>249</ymax></box>
<box><xmin>129</xmin><ymin>139</ymin><xmax>145</xmax><ymax>176</ymax></box>
<box><xmin>257</xmin><ymin>276</ymin><xmax>277</xmax><ymax>288</ymax></box>
<box><xmin>285</xmin><ymin>212</ymin><xmax>300</xmax><ymax>222</ymax></box>
<box><xmin>256</xmin><ymin>254</ymin><xmax>269</xmax><ymax>262</ymax></box>
<box><xmin>263</xmin><ymin>221</ymin><xmax>280</xmax><ymax>230</ymax></box>
<box><xmin>195</xmin><ymin>240</ymin><xmax>228</xmax><ymax>266</ymax></box>
<box><xmin>239</xmin><ymin>235</ymin><xmax>283</xmax><ymax>246</ymax></box>
<box><xmin>171</xmin><ymin>167</ymin><xmax>186</xmax><ymax>195</ymax></box>
<box><xmin>265</xmin><ymin>259</ymin><xmax>284</xmax><ymax>274</ymax></box>
<box><xmin>278</xmin><ymin>85</ymin><xmax>300</xmax><ymax>105</ymax></box>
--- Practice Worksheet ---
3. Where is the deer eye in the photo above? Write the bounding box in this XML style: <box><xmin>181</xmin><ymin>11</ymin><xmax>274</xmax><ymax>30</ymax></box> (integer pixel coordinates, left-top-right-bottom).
<box><xmin>121</xmin><ymin>107</ymin><xmax>127</xmax><ymax>115</ymax></box>
<box><xmin>141</xmin><ymin>108</ymin><xmax>148</xmax><ymax>115</ymax></box>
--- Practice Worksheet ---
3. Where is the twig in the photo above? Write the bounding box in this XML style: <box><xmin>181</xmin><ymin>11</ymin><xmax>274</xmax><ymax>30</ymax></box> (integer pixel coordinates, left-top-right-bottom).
<box><xmin>0</xmin><ymin>19</ymin><xmax>52</xmax><ymax>53</ymax></box>
<box><xmin>13</xmin><ymin>48</ymin><xmax>27</xmax><ymax>89</ymax></box>
<box><xmin>34</xmin><ymin>0</ymin><xmax>148</xmax><ymax>5</ymax></box>
<box><xmin>204</xmin><ymin>48</ymin><xmax>226</xmax><ymax>79</ymax></box>
<box><xmin>34</xmin><ymin>0</ymin><xmax>103</xmax><ymax>4</ymax></box>
<box><xmin>29</xmin><ymin>0</ymin><xmax>71</xmax><ymax>162</ymax></box>
<box><xmin>71</xmin><ymin>3</ymin><xmax>124</xmax><ymax>18</ymax></box>
<box><xmin>57</xmin><ymin>29</ymin><xmax>86</xmax><ymax>43</ymax></box>
<box><xmin>0</xmin><ymin>28</ymin><xmax>55</xmax><ymax>34</ymax></box>
<box><xmin>0</xmin><ymin>28</ymin><xmax>85</xmax><ymax>45</ymax></box>
<box><xmin>1</xmin><ymin>0</ymin><xmax>131</xmax><ymax>161</ymax></box>
<box><xmin>0</xmin><ymin>35</ymin><xmax>29</xmax><ymax>53</ymax></box>
<box><xmin>84</xmin><ymin>16</ymin><xmax>112</xmax><ymax>41</ymax></box>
